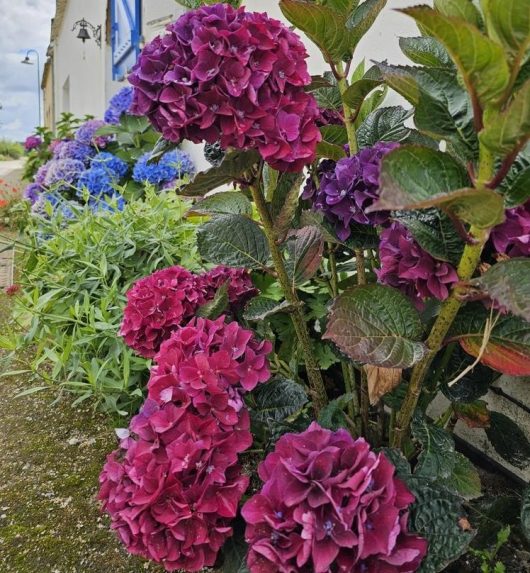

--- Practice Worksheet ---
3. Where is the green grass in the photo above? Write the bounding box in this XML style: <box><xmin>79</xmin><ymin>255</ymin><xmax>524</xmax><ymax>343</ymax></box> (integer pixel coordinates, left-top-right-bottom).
<box><xmin>0</xmin><ymin>139</ymin><xmax>24</xmax><ymax>161</ymax></box>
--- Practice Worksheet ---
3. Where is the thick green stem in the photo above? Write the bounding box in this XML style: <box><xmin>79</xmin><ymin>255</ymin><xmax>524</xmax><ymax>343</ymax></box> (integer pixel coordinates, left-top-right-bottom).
<box><xmin>336</xmin><ymin>62</ymin><xmax>358</xmax><ymax>155</ymax></box>
<box><xmin>392</xmin><ymin>143</ymin><xmax>495</xmax><ymax>448</ymax></box>
<box><xmin>249</xmin><ymin>183</ymin><xmax>328</xmax><ymax>413</ymax></box>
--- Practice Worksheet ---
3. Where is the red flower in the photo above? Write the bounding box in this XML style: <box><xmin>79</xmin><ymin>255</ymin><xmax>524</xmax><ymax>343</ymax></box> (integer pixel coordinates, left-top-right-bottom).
<box><xmin>4</xmin><ymin>284</ymin><xmax>20</xmax><ymax>296</ymax></box>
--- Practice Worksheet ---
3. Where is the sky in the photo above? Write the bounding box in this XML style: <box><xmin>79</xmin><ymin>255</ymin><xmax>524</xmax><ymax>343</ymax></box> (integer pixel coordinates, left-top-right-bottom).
<box><xmin>0</xmin><ymin>0</ymin><xmax>55</xmax><ymax>142</ymax></box>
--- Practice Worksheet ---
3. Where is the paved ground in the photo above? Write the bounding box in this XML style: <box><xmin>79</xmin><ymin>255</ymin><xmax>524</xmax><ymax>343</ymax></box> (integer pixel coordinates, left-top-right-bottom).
<box><xmin>0</xmin><ymin>159</ymin><xmax>24</xmax><ymax>185</ymax></box>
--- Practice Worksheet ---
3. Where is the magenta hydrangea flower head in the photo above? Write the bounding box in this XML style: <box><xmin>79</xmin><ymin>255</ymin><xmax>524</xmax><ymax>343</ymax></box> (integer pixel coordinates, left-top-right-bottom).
<box><xmin>304</xmin><ymin>142</ymin><xmax>399</xmax><ymax>241</ymax></box>
<box><xmin>377</xmin><ymin>222</ymin><xmax>459</xmax><ymax>309</ymax></box>
<box><xmin>200</xmin><ymin>265</ymin><xmax>259</xmax><ymax>310</ymax></box>
<box><xmin>128</xmin><ymin>3</ymin><xmax>321</xmax><ymax>172</ymax></box>
<box><xmin>489</xmin><ymin>200</ymin><xmax>530</xmax><ymax>257</ymax></box>
<box><xmin>242</xmin><ymin>422</ymin><xmax>428</xmax><ymax>573</ymax></box>
<box><xmin>24</xmin><ymin>135</ymin><xmax>42</xmax><ymax>151</ymax></box>
<box><xmin>120</xmin><ymin>266</ymin><xmax>204</xmax><ymax>358</ymax></box>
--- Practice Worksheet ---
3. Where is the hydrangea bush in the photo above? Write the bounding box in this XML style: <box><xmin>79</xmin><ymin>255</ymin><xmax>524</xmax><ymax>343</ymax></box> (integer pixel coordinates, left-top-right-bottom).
<box><xmin>84</xmin><ymin>1</ymin><xmax>530</xmax><ymax>571</ymax></box>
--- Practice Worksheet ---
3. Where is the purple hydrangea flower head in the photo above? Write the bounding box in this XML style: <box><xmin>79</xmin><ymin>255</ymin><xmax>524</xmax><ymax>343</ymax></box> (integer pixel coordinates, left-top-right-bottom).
<box><xmin>490</xmin><ymin>200</ymin><xmax>530</xmax><ymax>257</ymax></box>
<box><xmin>132</xmin><ymin>150</ymin><xmax>190</xmax><ymax>185</ymax></box>
<box><xmin>53</xmin><ymin>139</ymin><xmax>95</xmax><ymax>164</ymax></box>
<box><xmin>128</xmin><ymin>4</ymin><xmax>321</xmax><ymax>172</ymax></box>
<box><xmin>306</xmin><ymin>142</ymin><xmax>398</xmax><ymax>241</ymax></box>
<box><xmin>242</xmin><ymin>422</ymin><xmax>428</xmax><ymax>573</ymax></box>
<box><xmin>104</xmin><ymin>87</ymin><xmax>134</xmax><ymax>124</ymax></box>
<box><xmin>75</xmin><ymin>119</ymin><xmax>110</xmax><ymax>147</ymax></box>
<box><xmin>377</xmin><ymin>221</ymin><xmax>459</xmax><ymax>308</ymax></box>
<box><xmin>91</xmin><ymin>152</ymin><xmax>129</xmax><ymax>178</ymax></box>
<box><xmin>23</xmin><ymin>183</ymin><xmax>42</xmax><ymax>205</ymax></box>
<box><xmin>77</xmin><ymin>167</ymin><xmax>115</xmax><ymax>197</ymax></box>
<box><xmin>43</xmin><ymin>159</ymin><xmax>84</xmax><ymax>189</ymax></box>
<box><xmin>35</xmin><ymin>163</ymin><xmax>49</xmax><ymax>186</ymax></box>
<box><xmin>24</xmin><ymin>135</ymin><xmax>42</xmax><ymax>151</ymax></box>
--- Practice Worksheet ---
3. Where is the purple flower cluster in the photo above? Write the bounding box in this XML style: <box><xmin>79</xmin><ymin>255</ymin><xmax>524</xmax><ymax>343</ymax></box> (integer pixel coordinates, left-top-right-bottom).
<box><xmin>242</xmin><ymin>422</ymin><xmax>428</xmax><ymax>573</ymax></box>
<box><xmin>24</xmin><ymin>135</ymin><xmax>42</xmax><ymax>151</ymax></box>
<box><xmin>52</xmin><ymin>140</ymin><xmax>94</xmax><ymax>164</ymax></box>
<box><xmin>128</xmin><ymin>4</ymin><xmax>321</xmax><ymax>172</ymax></box>
<box><xmin>43</xmin><ymin>158</ymin><xmax>85</xmax><ymax>189</ymax></box>
<box><xmin>120</xmin><ymin>265</ymin><xmax>258</xmax><ymax>358</ymax></box>
<box><xmin>75</xmin><ymin>119</ymin><xmax>111</xmax><ymax>148</ymax></box>
<box><xmin>490</xmin><ymin>200</ymin><xmax>530</xmax><ymax>257</ymax></box>
<box><xmin>104</xmin><ymin>87</ymin><xmax>134</xmax><ymax>124</ymax></box>
<box><xmin>304</xmin><ymin>142</ymin><xmax>398</xmax><ymax>241</ymax></box>
<box><xmin>99</xmin><ymin>316</ymin><xmax>272</xmax><ymax>572</ymax></box>
<box><xmin>23</xmin><ymin>183</ymin><xmax>41</xmax><ymax>204</ymax></box>
<box><xmin>377</xmin><ymin>222</ymin><xmax>459</xmax><ymax>308</ymax></box>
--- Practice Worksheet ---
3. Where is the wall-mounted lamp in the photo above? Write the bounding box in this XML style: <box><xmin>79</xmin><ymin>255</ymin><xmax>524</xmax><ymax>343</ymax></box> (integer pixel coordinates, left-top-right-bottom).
<box><xmin>72</xmin><ymin>18</ymin><xmax>102</xmax><ymax>47</ymax></box>
<box><xmin>21</xmin><ymin>49</ymin><xmax>42</xmax><ymax>126</ymax></box>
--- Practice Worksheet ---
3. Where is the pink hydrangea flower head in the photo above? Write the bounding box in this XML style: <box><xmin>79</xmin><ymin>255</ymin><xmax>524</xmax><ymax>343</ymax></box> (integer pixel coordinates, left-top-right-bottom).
<box><xmin>120</xmin><ymin>266</ymin><xmax>205</xmax><ymax>358</ymax></box>
<box><xmin>490</xmin><ymin>200</ymin><xmax>530</xmax><ymax>257</ymax></box>
<box><xmin>242</xmin><ymin>422</ymin><xmax>428</xmax><ymax>573</ymax></box>
<box><xmin>377</xmin><ymin>221</ymin><xmax>458</xmax><ymax>309</ymax></box>
<box><xmin>128</xmin><ymin>3</ymin><xmax>321</xmax><ymax>172</ymax></box>
<box><xmin>200</xmin><ymin>265</ymin><xmax>259</xmax><ymax>310</ymax></box>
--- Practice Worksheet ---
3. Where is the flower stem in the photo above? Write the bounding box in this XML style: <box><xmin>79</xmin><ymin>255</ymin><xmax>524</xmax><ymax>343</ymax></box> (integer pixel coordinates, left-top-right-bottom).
<box><xmin>336</xmin><ymin>62</ymin><xmax>358</xmax><ymax>155</ymax></box>
<box><xmin>249</xmin><ymin>183</ymin><xmax>328</xmax><ymax>413</ymax></box>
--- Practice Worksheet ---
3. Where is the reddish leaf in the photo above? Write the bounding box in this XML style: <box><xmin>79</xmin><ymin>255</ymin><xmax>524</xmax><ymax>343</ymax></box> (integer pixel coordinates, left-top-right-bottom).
<box><xmin>453</xmin><ymin>400</ymin><xmax>491</xmax><ymax>429</ymax></box>
<box><xmin>459</xmin><ymin>337</ymin><xmax>530</xmax><ymax>376</ymax></box>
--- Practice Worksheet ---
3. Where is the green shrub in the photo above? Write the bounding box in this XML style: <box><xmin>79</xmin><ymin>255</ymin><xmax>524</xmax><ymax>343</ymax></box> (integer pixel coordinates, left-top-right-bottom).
<box><xmin>15</xmin><ymin>191</ymin><xmax>200</xmax><ymax>416</ymax></box>
<box><xmin>0</xmin><ymin>139</ymin><xmax>24</xmax><ymax>160</ymax></box>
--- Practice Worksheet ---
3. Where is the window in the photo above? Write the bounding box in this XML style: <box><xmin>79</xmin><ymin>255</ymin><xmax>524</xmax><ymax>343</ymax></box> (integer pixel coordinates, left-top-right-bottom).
<box><xmin>110</xmin><ymin>0</ymin><xmax>141</xmax><ymax>81</ymax></box>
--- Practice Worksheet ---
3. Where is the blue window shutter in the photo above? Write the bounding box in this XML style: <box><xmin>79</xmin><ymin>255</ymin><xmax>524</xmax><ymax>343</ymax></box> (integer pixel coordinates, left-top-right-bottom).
<box><xmin>111</xmin><ymin>0</ymin><xmax>141</xmax><ymax>81</ymax></box>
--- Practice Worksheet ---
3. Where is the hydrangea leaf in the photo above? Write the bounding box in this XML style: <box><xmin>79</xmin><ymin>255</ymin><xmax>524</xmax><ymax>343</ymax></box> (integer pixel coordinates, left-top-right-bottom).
<box><xmin>243</xmin><ymin>297</ymin><xmax>293</xmax><ymax>321</ymax></box>
<box><xmin>251</xmin><ymin>377</ymin><xmax>308</xmax><ymax>424</ymax></box>
<box><xmin>309</xmin><ymin>71</ymin><xmax>342</xmax><ymax>110</ymax></box>
<box><xmin>188</xmin><ymin>192</ymin><xmax>252</xmax><ymax>216</ymax></box>
<box><xmin>449</xmin><ymin>304</ymin><xmax>530</xmax><ymax>376</ymax></box>
<box><xmin>320</xmin><ymin>125</ymin><xmax>349</xmax><ymax>145</ymax></box>
<box><xmin>451</xmin><ymin>453</ymin><xmax>483</xmax><ymax>500</ymax></box>
<box><xmin>521</xmin><ymin>485</ymin><xmax>530</xmax><ymax>544</ymax></box>
<box><xmin>342</xmin><ymin>77</ymin><xmax>385</xmax><ymax>121</ymax></box>
<box><xmin>316</xmin><ymin>140</ymin><xmax>347</xmax><ymax>161</ymax></box>
<box><xmin>364</xmin><ymin>365</ymin><xmax>402</xmax><ymax>405</ymax></box>
<box><xmin>504</xmin><ymin>165</ymin><xmax>530</xmax><ymax>207</ymax></box>
<box><xmin>433</xmin><ymin>0</ymin><xmax>484</xmax><ymax>28</ymax></box>
<box><xmin>318</xmin><ymin>393</ymin><xmax>355</xmax><ymax>430</ymax></box>
<box><xmin>279</xmin><ymin>0</ymin><xmax>357</xmax><ymax>62</ymax></box>
<box><xmin>405</xmin><ymin>476</ymin><xmax>475</xmax><ymax>573</ymax></box>
<box><xmin>453</xmin><ymin>400</ymin><xmax>491</xmax><ymax>429</ymax></box>
<box><xmin>181</xmin><ymin>150</ymin><xmax>260</xmax><ymax>197</ymax></box>
<box><xmin>284</xmin><ymin>226</ymin><xmax>325</xmax><ymax>284</ymax></box>
<box><xmin>370</xmin><ymin>145</ymin><xmax>504</xmax><ymax>228</ymax></box>
<box><xmin>400</xmin><ymin>6</ymin><xmax>510</xmax><ymax>107</ymax></box>
<box><xmin>357</xmin><ymin>106</ymin><xmax>412</xmax><ymax>148</ymax></box>
<box><xmin>467</xmin><ymin>259</ymin><xmax>530</xmax><ymax>322</ymax></box>
<box><xmin>481</xmin><ymin>0</ymin><xmax>530</xmax><ymax>57</ymax></box>
<box><xmin>395</xmin><ymin>209</ymin><xmax>465</xmax><ymax>266</ymax></box>
<box><xmin>480</xmin><ymin>80</ymin><xmax>530</xmax><ymax>156</ymax></box>
<box><xmin>271</xmin><ymin>172</ymin><xmax>305</xmax><ymax>237</ymax></box>
<box><xmin>221</xmin><ymin>524</ymin><xmax>250</xmax><ymax>573</ymax></box>
<box><xmin>197</xmin><ymin>214</ymin><xmax>270</xmax><ymax>270</ymax></box>
<box><xmin>399</xmin><ymin>36</ymin><xmax>453</xmax><ymax>68</ymax></box>
<box><xmin>346</xmin><ymin>0</ymin><xmax>387</xmax><ymax>48</ymax></box>
<box><xmin>322</xmin><ymin>0</ymin><xmax>359</xmax><ymax>14</ymax></box>
<box><xmin>324</xmin><ymin>284</ymin><xmax>428</xmax><ymax>368</ymax></box>
<box><xmin>196</xmin><ymin>283</ymin><xmax>229</xmax><ymax>319</ymax></box>
<box><xmin>486</xmin><ymin>411</ymin><xmax>530</xmax><ymax>469</ymax></box>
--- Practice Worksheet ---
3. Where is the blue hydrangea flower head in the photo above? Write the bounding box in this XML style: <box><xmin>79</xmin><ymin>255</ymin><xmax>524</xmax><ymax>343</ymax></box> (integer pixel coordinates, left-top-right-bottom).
<box><xmin>91</xmin><ymin>152</ymin><xmax>129</xmax><ymax>178</ymax></box>
<box><xmin>53</xmin><ymin>140</ymin><xmax>95</xmax><ymax>164</ymax></box>
<box><xmin>104</xmin><ymin>87</ymin><xmax>134</xmax><ymax>124</ymax></box>
<box><xmin>132</xmin><ymin>149</ymin><xmax>195</xmax><ymax>185</ymax></box>
<box><xmin>77</xmin><ymin>167</ymin><xmax>115</xmax><ymax>197</ymax></box>
<box><xmin>89</xmin><ymin>192</ymin><xmax>126</xmax><ymax>213</ymax></box>
<box><xmin>159</xmin><ymin>148</ymin><xmax>196</xmax><ymax>180</ymax></box>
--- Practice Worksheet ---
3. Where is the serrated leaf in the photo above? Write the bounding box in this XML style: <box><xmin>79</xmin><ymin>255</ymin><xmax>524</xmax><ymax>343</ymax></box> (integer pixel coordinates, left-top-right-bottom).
<box><xmin>272</xmin><ymin>174</ymin><xmax>304</xmax><ymax>238</ymax></box>
<box><xmin>188</xmin><ymin>192</ymin><xmax>252</xmax><ymax>216</ymax></box>
<box><xmin>346</xmin><ymin>0</ymin><xmax>387</xmax><ymax>48</ymax></box>
<box><xmin>521</xmin><ymin>485</ymin><xmax>530</xmax><ymax>544</ymax></box>
<box><xmin>482</xmin><ymin>0</ymin><xmax>530</xmax><ymax>57</ymax></box>
<box><xmin>395</xmin><ymin>209</ymin><xmax>465</xmax><ymax>265</ymax></box>
<box><xmin>316</xmin><ymin>140</ymin><xmax>347</xmax><ymax>161</ymax></box>
<box><xmin>356</xmin><ymin>106</ymin><xmax>412</xmax><ymax>148</ymax></box>
<box><xmin>503</xmin><ymin>165</ymin><xmax>530</xmax><ymax>207</ymax></box>
<box><xmin>434</xmin><ymin>0</ymin><xmax>484</xmax><ymax>28</ymax></box>
<box><xmin>243</xmin><ymin>297</ymin><xmax>293</xmax><ymax>321</ymax></box>
<box><xmin>251</xmin><ymin>377</ymin><xmax>308</xmax><ymax>424</ymax></box>
<box><xmin>318</xmin><ymin>393</ymin><xmax>354</xmax><ymax>430</ymax></box>
<box><xmin>284</xmin><ymin>226</ymin><xmax>324</xmax><ymax>284</ymax></box>
<box><xmin>450</xmin><ymin>304</ymin><xmax>530</xmax><ymax>376</ymax></box>
<box><xmin>320</xmin><ymin>125</ymin><xmax>348</xmax><ymax>145</ymax></box>
<box><xmin>342</xmin><ymin>76</ymin><xmax>384</xmax><ymax>121</ymax></box>
<box><xmin>196</xmin><ymin>283</ymin><xmax>229</xmax><ymax>319</ymax></box>
<box><xmin>480</xmin><ymin>80</ymin><xmax>530</xmax><ymax>156</ymax></box>
<box><xmin>181</xmin><ymin>150</ymin><xmax>260</xmax><ymax>197</ymax></box>
<box><xmin>467</xmin><ymin>259</ymin><xmax>530</xmax><ymax>322</ymax></box>
<box><xmin>370</xmin><ymin>145</ymin><xmax>504</xmax><ymax>228</ymax></box>
<box><xmin>197</xmin><ymin>214</ymin><xmax>270</xmax><ymax>270</ymax></box>
<box><xmin>401</xmin><ymin>6</ymin><xmax>509</xmax><ymax>107</ymax></box>
<box><xmin>451</xmin><ymin>453</ymin><xmax>482</xmax><ymax>500</ymax></box>
<box><xmin>279</xmin><ymin>0</ymin><xmax>355</xmax><ymax>62</ymax></box>
<box><xmin>413</xmin><ymin>417</ymin><xmax>457</xmax><ymax>481</ymax></box>
<box><xmin>486</xmin><ymin>411</ymin><xmax>530</xmax><ymax>469</ymax></box>
<box><xmin>324</xmin><ymin>284</ymin><xmax>428</xmax><ymax>368</ymax></box>
<box><xmin>453</xmin><ymin>400</ymin><xmax>491</xmax><ymax>429</ymax></box>
<box><xmin>399</xmin><ymin>36</ymin><xmax>453</xmax><ymax>68</ymax></box>
<box><xmin>310</xmin><ymin>72</ymin><xmax>342</xmax><ymax>110</ymax></box>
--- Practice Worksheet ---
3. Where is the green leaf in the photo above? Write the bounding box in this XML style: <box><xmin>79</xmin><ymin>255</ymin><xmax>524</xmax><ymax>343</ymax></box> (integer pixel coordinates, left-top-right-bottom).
<box><xmin>196</xmin><ymin>282</ymin><xmax>229</xmax><ymax>319</ymax></box>
<box><xmin>284</xmin><ymin>226</ymin><xmax>325</xmax><ymax>284</ymax></box>
<box><xmin>412</xmin><ymin>417</ymin><xmax>458</xmax><ymax>481</ymax></box>
<box><xmin>370</xmin><ymin>145</ymin><xmax>504</xmax><ymax>228</ymax></box>
<box><xmin>346</xmin><ymin>0</ymin><xmax>388</xmax><ymax>50</ymax></box>
<box><xmin>320</xmin><ymin>125</ymin><xmax>349</xmax><ymax>145</ymax></box>
<box><xmin>433</xmin><ymin>0</ymin><xmax>484</xmax><ymax>28</ymax></box>
<box><xmin>279</xmin><ymin>0</ymin><xmax>356</xmax><ymax>62</ymax></box>
<box><xmin>316</xmin><ymin>140</ymin><xmax>347</xmax><ymax>161</ymax></box>
<box><xmin>181</xmin><ymin>150</ymin><xmax>260</xmax><ymax>196</ymax></box>
<box><xmin>503</xmin><ymin>165</ymin><xmax>530</xmax><ymax>207</ymax></box>
<box><xmin>401</xmin><ymin>6</ymin><xmax>510</xmax><ymax>107</ymax></box>
<box><xmin>521</xmin><ymin>485</ymin><xmax>530</xmax><ymax>544</ymax></box>
<box><xmin>453</xmin><ymin>400</ymin><xmax>491</xmax><ymax>428</ymax></box>
<box><xmin>480</xmin><ymin>80</ymin><xmax>530</xmax><ymax>156</ymax></box>
<box><xmin>251</xmin><ymin>377</ymin><xmax>308</xmax><ymax>424</ymax></box>
<box><xmin>451</xmin><ymin>453</ymin><xmax>482</xmax><ymax>500</ymax></box>
<box><xmin>450</xmin><ymin>304</ymin><xmax>530</xmax><ymax>376</ymax></box>
<box><xmin>467</xmin><ymin>259</ymin><xmax>530</xmax><ymax>322</ymax></box>
<box><xmin>221</xmin><ymin>525</ymin><xmax>249</xmax><ymax>573</ymax></box>
<box><xmin>243</xmin><ymin>297</ymin><xmax>293</xmax><ymax>321</ymax></box>
<box><xmin>188</xmin><ymin>192</ymin><xmax>252</xmax><ymax>216</ymax></box>
<box><xmin>356</xmin><ymin>106</ymin><xmax>412</xmax><ymax>148</ymax></box>
<box><xmin>486</xmin><ymin>411</ymin><xmax>530</xmax><ymax>469</ymax></box>
<box><xmin>318</xmin><ymin>393</ymin><xmax>354</xmax><ymax>430</ymax></box>
<box><xmin>271</xmin><ymin>173</ymin><xmax>304</xmax><ymax>238</ymax></box>
<box><xmin>399</xmin><ymin>36</ymin><xmax>453</xmax><ymax>68</ymax></box>
<box><xmin>14</xmin><ymin>386</ymin><xmax>49</xmax><ymax>398</ymax></box>
<box><xmin>322</xmin><ymin>0</ymin><xmax>359</xmax><ymax>13</ymax></box>
<box><xmin>342</xmin><ymin>75</ymin><xmax>384</xmax><ymax>120</ymax></box>
<box><xmin>482</xmin><ymin>0</ymin><xmax>530</xmax><ymax>57</ymax></box>
<box><xmin>324</xmin><ymin>284</ymin><xmax>428</xmax><ymax>368</ymax></box>
<box><xmin>395</xmin><ymin>209</ymin><xmax>465</xmax><ymax>265</ymax></box>
<box><xmin>310</xmin><ymin>72</ymin><xmax>342</xmax><ymax>110</ymax></box>
<box><xmin>197</xmin><ymin>214</ymin><xmax>270</xmax><ymax>270</ymax></box>
<box><xmin>405</xmin><ymin>477</ymin><xmax>474</xmax><ymax>573</ymax></box>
